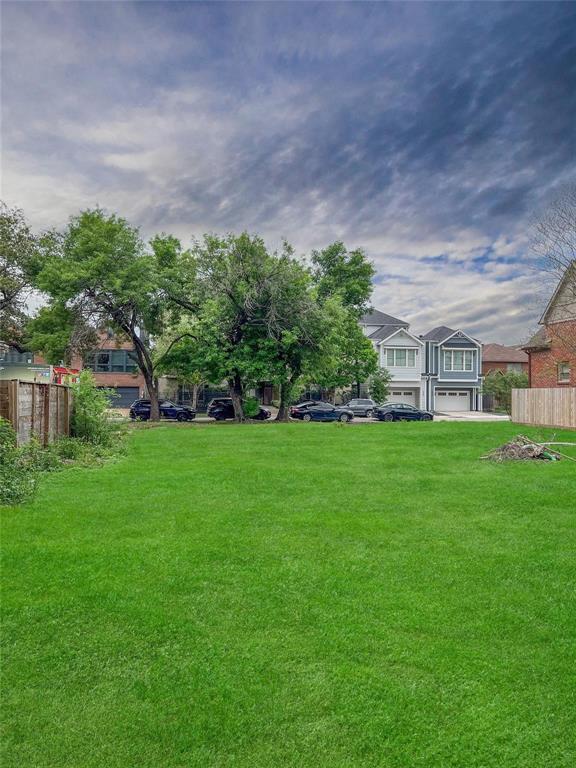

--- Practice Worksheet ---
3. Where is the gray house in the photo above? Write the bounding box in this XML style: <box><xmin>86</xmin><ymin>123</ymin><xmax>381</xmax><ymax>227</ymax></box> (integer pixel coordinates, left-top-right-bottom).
<box><xmin>420</xmin><ymin>326</ymin><xmax>483</xmax><ymax>412</ymax></box>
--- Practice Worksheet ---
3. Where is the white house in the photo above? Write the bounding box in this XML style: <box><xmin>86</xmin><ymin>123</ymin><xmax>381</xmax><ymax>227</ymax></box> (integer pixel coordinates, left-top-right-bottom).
<box><xmin>360</xmin><ymin>310</ymin><xmax>483</xmax><ymax>412</ymax></box>
<box><xmin>360</xmin><ymin>310</ymin><xmax>425</xmax><ymax>407</ymax></box>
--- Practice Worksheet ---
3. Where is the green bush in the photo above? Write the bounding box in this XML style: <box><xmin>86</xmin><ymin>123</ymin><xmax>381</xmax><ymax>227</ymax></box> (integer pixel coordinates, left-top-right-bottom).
<box><xmin>0</xmin><ymin>419</ymin><xmax>39</xmax><ymax>505</ymax></box>
<box><xmin>243</xmin><ymin>396</ymin><xmax>260</xmax><ymax>418</ymax></box>
<box><xmin>71</xmin><ymin>370</ymin><xmax>116</xmax><ymax>444</ymax></box>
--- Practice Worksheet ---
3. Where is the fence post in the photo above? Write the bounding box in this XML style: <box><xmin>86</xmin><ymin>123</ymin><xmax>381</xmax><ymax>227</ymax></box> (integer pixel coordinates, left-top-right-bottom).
<box><xmin>43</xmin><ymin>384</ymin><xmax>51</xmax><ymax>446</ymax></box>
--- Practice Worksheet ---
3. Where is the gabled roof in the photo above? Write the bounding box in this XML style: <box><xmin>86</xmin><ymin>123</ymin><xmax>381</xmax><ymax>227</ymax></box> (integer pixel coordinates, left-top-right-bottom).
<box><xmin>360</xmin><ymin>309</ymin><xmax>408</xmax><ymax>327</ymax></box>
<box><xmin>540</xmin><ymin>261</ymin><xmax>576</xmax><ymax>325</ymax></box>
<box><xmin>482</xmin><ymin>343</ymin><xmax>528</xmax><ymax>363</ymax></box>
<box><xmin>420</xmin><ymin>325</ymin><xmax>456</xmax><ymax>342</ymax></box>
<box><xmin>367</xmin><ymin>324</ymin><xmax>406</xmax><ymax>341</ymax></box>
<box><xmin>522</xmin><ymin>328</ymin><xmax>551</xmax><ymax>352</ymax></box>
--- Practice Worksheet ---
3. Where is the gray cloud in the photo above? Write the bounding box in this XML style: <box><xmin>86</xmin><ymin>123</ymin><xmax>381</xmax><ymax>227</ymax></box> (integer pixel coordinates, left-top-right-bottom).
<box><xmin>2</xmin><ymin>1</ymin><xmax>575</xmax><ymax>343</ymax></box>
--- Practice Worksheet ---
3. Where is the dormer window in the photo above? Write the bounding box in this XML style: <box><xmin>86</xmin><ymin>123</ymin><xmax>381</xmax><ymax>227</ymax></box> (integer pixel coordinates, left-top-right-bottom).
<box><xmin>444</xmin><ymin>350</ymin><xmax>474</xmax><ymax>371</ymax></box>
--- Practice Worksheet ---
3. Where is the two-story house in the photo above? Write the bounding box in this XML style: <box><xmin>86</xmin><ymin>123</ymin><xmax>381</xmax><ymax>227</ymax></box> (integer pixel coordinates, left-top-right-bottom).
<box><xmin>82</xmin><ymin>331</ymin><xmax>147</xmax><ymax>407</ymax></box>
<box><xmin>360</xmin><ymin>311</ymin><xmax>483</xmax><ymax>412</ymax></box>
<box><xmin>522</xmin><ymin>262</ymin><xmax>575</xmax><ymax>388</ymax></box>
<box><xmin>420</xmin><ymin>326</ymin><xmax>483</xmax><ymax>412</ymax></box>
<box><xmin>360</xmin><ymin>310</ymin><xmax>425</xmax><ymax>407</ymax></box>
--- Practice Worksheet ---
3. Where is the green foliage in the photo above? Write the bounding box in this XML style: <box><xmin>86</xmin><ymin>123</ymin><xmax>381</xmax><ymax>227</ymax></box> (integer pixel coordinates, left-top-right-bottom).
<box><xmin>370</xmin><ymin>368</ymin><xmax>392</xmax><ymax>403</ymax></box>
<box><xmin>243</xmin><ymin>396</ymin><xmax>260</xmax><ymax>418</ymax></box>
<box><xmin>71</xmin><ymin>370</ymin><xmax>116</xmax><ymax>444</ymax></box>
<box><xmin>0</xmin><ymin>202</ymin><xmax>38</xmax><ymax>346</ymax></box>
<box><xmin>311</xmin><ymin>241</ymin><xmax>375</xmax><ymax>316</ymax></box>
<box><xmin>312</xmin><ymin>303</ymin><xmax>378</xmax><ymax>392</ymax></box>
<box><xmin>483</xmin><ymin>370</ymin><xmax>529</xmax><ymax>413</ymax></box>
<box><xmin>0</xmin><ymin>419</ymin><xmax>38</xmax><ymax>505</ymax></box>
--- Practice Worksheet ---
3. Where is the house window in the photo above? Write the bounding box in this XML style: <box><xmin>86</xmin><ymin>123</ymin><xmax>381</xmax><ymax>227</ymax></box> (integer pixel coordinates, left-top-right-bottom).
<box><xmin>384</xmin><ymin>348</ymin><xmax>417</xmax><ymax>367</ymax></box>
<box><xmin>85</xmin><ymin>349</ymin><xmax>138</xmax><ymax>373</ymax></box>
<box><xmin>507</xmin><ymin>363</ymin><xmax>523</xmax><ymax>373</ymax></box>
<box><xmin>558</xmin><ymin>362</ymin><xmax>571</xmax><ymax>383</ymax></box>
<box><xmin>444</xmin><ymin>350</ymin><xmax>474</xmax><ymax>371</ymax></box>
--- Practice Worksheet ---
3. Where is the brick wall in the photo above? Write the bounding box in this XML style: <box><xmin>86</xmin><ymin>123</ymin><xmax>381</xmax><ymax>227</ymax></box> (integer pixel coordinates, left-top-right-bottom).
<box><xmin>482</xmin><ymin>361</ymin><xmax>529</xmax><ymax>375</ymax></box>
<box><xmin>528</xmin><ymin>320</ymin><xmax>576</xmax><ymax>387</ymax></box>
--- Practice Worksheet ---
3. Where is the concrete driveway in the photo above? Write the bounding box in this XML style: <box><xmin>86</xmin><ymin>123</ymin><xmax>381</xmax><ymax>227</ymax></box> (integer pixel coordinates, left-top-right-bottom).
<box><xmin>433</xmin><ymin>411</ymin><xmax>510</xmax><ymax>422</ymax></box>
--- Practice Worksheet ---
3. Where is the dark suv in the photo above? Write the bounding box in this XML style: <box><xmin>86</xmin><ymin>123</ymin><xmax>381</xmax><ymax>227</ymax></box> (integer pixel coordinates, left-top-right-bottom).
<box><xmin>207</xmin><ymin>398</ymin><xmax>271</xmax><ymax>421</ymax></box>
<box><xmin>129</xmin><ymin>399</ymin><xmax>196</xmax><ymax>421</ymax></box>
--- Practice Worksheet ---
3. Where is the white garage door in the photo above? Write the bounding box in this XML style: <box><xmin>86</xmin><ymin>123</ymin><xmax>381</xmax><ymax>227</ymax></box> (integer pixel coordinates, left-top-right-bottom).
<box><xmin>435</xmin><ymin>390</ymin><xmax>470</xmax><ymax>412</ymax></box>
<box><xmin>389</xmin><ymin>390</ymin><xmax>417</xmax><ymax>406</ymax></box>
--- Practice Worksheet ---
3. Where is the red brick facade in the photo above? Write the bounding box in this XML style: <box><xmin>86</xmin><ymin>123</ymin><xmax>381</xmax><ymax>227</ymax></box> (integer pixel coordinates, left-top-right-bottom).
<box><xmin>526</xmin><ymin>320</ymin><xmax>576</xmax><ymax>388</ymax></box>
<box><xmin>482</xmin><ymin>360</ymin><xmax>529</xmax><ymax>375</ymax></box>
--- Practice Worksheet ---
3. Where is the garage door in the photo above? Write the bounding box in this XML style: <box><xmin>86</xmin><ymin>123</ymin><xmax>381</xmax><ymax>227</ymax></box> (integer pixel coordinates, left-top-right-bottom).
<box><xmin>389</xmin><ymin>390</ymin><xmax>417</xmax><ymax>406</ymax></box>
<box><xmin>101</xmin><ymin>386</ymin><xmax>140</xmax><ymax>408</ymax></box>
<box><xmin>435</xmin><ymin>390</ymin><xmax>470</xmax><ymax>412</ymax></box>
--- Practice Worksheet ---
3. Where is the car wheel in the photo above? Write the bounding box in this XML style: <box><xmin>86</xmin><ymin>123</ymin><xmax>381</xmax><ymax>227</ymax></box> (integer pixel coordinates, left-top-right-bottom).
<box><xmin>383</xmin><ymin>413</ymin><xmax>394</xmax><ymax>422</ymax></box>
<box><xmin>177</xmin><ymin>412</ymin><xmax>186</xmax><ymax>422</ymax></box>
<box><xmin>366</xmin><ymin>409</ymin><xmax>373</xmax><ymax>418</ymax></box>
<box><xmin>339</xmin><ymin>413</ymin><xmax>350</xmax><ymax>423</ymax></box>
<box><xmin>303</xmin><ymin>413</ymin><xmax>312</xmax><ymax>422</ymax></box>
<box><xmin>423</xmin><ymin>414</ymin><xmax>433</xmax><ymax>421</ymax></box>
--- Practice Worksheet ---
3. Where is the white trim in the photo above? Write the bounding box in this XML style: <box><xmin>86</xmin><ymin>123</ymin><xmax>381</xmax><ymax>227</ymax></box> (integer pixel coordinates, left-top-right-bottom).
<box><xmin>440</xmin><ymin>329</ymin><xmax>481</xmax><ymax>347</ymax></box>
<box><xmin>375</xmin><ymin>327</ymin><xmax>424</xmax><ymax>346</ymax></box>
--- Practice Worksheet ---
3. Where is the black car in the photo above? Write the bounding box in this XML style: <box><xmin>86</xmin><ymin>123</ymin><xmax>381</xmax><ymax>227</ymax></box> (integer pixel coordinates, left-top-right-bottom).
<box><xmin>129</xmin><ymin>399</ymin><xmax>196</xmax><ymax>421</ymax></box>
<box><xmin>346</xmin><ymin>398</ymin><xmax>378</xmax><ymax>417</ymax></box>
<box><xmin>375</xmin><ymin>403</ymin><xmax>433</xmax><ymax>422</ymax></box>
<box><xmin>292</xmin><ymin>401</ymin><xmax>354</xmax><ymax>423</ymax></box>
<box><xmin>289</xmin><ymin>400</ymin><xmax>322</xmax><ymax>418</ymax></box>
<box><xmin>207</xmin><ymin>397</ymin><xmax>271</xmax><ymax>421</ymax></box>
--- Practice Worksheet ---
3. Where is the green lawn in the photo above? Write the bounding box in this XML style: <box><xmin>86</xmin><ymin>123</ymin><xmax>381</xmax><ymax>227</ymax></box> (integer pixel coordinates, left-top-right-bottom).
<box><xmin>2</xmin><ymin>421</ymin><xmax>575</xmax><ymax>767</ymax></box>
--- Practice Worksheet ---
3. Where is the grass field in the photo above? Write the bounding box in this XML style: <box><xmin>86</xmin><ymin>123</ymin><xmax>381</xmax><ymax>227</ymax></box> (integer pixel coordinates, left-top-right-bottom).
<box><xmin>2</xmin><ymin>421</ymin><xmax>575</xmax><ymax>767</ymax></box>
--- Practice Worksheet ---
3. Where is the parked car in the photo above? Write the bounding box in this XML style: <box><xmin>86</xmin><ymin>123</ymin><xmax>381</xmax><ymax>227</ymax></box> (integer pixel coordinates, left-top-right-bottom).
<box><xmin>129</xmin><ymin>399</ymin><xmax>196</xmax><ymax>421</ymax></box>
<box><xmin>346</xmin><ymin>398</ymin><xmax>379</xmax><ymax>417</ymax></box>
<box><xmin>292</xmin><ymin>402</ymin><xmax>354</xmax><ymax>422</ymax></box>
<box><xmin>289</xmin><ymin>400</ymin><xmax>322</xmax><ymax>418</ymax></box>
<box><xmin>207</xmin><ymin>397</ymin><xmax>271</xmax><ymax>421</ymax></box>
<box><xmin>375</xmin><ymin>403</ymin><xmax>433</xmax><ymax>422</ymax></box>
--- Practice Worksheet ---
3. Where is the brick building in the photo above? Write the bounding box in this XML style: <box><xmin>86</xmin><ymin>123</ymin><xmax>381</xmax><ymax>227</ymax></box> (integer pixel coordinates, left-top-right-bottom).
<box><xmin>481</xmin><ymin>343</ymin><xmax>528</xmax><ymax>376</ymax></box>
<box><xmin>523</xmin><ymin>263</ymin><xmax>576</xmax><ymax>388</ymax></box>
<box><xmin>81</xmin><ymin>332</ymin><xmax>147</xmax><ymax>407</ymax></box>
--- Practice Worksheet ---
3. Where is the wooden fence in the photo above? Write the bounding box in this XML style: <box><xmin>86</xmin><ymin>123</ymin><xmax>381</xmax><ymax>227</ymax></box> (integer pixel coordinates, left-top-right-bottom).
<box><xmin>0</xmin><ymin>380</ymin><xmax>73</xmax><ymax>446</ymax></box>
<box><xmin>511</xmin><ymin>387</ymin><xmax>576</xmax><ymax>429</ymax></box>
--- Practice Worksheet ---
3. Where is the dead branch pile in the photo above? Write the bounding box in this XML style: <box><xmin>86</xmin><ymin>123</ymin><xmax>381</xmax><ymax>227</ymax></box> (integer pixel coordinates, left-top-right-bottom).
<box><xmin>482</xmin><ymin>435</ymin><xmax>565</xmax><ymax>462</ymax></box>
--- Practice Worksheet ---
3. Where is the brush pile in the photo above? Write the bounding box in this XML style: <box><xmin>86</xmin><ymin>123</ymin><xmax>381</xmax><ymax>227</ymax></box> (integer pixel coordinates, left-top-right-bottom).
<box><xmin>483</xmin><ymin>435</ymin><xmax>563</xmax><ymax>462</ymax></box>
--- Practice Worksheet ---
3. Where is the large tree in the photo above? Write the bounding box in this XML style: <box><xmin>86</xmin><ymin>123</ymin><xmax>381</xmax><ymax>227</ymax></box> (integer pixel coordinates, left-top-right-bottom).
<box><xmin>32</xmin><ymin>209</ymin><xmax>171</xmax><ymax>420</ymax></box>
<box><xmin>312</xmin><ymin>241</ymin><xmax>375</xmax><ymax>317</ymax></box>
<box><xmin>0</xmin><ymin>202</ymin><xmax>38</xmax><ymax>347</ymax></box>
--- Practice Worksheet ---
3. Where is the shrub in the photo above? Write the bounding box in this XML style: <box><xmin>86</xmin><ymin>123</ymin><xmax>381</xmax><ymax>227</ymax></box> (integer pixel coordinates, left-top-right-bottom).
<box><xmin>0</xmin><ymin>419</ymin><xmax>39</xmax><ymax>505</ymax></box>
<box><xmin>370</xmin><ymin>368</ymin><xmax>392</xmax><ymax>404</ymax></box>
<box><xmin>243</xmin><ymin>396</ymin><xmax>260</xmax><ymax>418</ymax></box>
<box><xmin>71</xmin><ymin>370</ymin><xmax>116</xmax><ymax>444</ymax></box>
<box><xmin>483</xmin><ymin>371</ymin><xmax>529</xmax><ymax>414</ymax></box>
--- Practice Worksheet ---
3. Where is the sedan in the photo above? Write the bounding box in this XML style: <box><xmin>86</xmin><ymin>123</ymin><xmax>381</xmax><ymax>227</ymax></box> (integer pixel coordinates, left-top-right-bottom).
<box><xmin>375</xmin><ymin>403</ymin><xmax>433</xmax><ymax>422</ymax></box>
<box><xmin>288</xmin><ymin>400</ymin><xmax>322</xmax><ymax>418</ymax></box>
<box><xmin>293</xmin><ymin>402</ymin><xmax>354</xmax><ymax>423</ymax></box>
<box><xmin>346</xmin><ymin>398</ymin><xmax>378</xmax><ymax>417</ymax></box>
<box><xmin>207</xmin><ymin>398</ymin><xmax>271</xmax><ymax>421</ymax></box>
<box><xmin>129</xmin><ymin>399</ymin><xmax>196</xmax><ymax>421</ymax></box>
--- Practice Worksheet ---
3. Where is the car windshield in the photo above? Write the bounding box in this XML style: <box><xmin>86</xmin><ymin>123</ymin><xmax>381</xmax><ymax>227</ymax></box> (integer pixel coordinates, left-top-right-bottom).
<box><xmin>352</xmin><ymin>399</ymin><xmax>372</xmax><ymax>405</ymax></box>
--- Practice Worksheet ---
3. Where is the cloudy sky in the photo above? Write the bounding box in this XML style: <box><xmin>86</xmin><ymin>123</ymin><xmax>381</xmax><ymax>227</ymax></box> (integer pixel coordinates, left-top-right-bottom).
<box><xmin>2</xmin><ymin>1</ymin><xmax>575</xmax><ymax>342</ymax></box>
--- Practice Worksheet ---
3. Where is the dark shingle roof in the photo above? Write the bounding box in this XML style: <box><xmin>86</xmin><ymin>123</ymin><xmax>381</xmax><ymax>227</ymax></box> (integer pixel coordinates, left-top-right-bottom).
<box><xmin>522</xmin><ymin>328</ymin><xmax>550</xmax><ymax>351</ymax></box>
<box><xmin>367</xmin><ymin>324</ymin><xmax>406</xmax><ymax>341</ymax></box>
<box><xmin>482</xmin><ymin>343</ymin><xmax>528</xmax><ymax>363</ymax></box>
<box><xmin>420</xmin><ymin>325</ymin><xmax>456</xmax><ymax>342</ymax></box>
<box><xmin>360</xmin><ymin>309</ymin><xmax>408</xmax><ymax>327</ymax></box>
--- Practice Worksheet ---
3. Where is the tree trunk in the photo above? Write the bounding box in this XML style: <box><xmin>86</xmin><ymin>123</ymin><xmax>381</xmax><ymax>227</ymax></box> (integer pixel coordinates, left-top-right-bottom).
<box><xmin>191</xmin><ymin>382</ymin><xmax>199</xmax><ymax>411</ymax></box>
<box><xmin>356</xmin><ymin>380</ymin><xmax>361</xmax><ymax>398</ymax></box>
<box><xmin>229</xmin><ymin>373</ymin><xmax>244</xmax><ymax>421</ymax></box>
<box><xmin>146</xmin><ymin>376</ymin><xmax>160</xmax><ymax>421</ymax></box>
<box><xmin>275</xmin><ymin>381</ymin><xmax>291</xmax><ymax>422</ymax></box>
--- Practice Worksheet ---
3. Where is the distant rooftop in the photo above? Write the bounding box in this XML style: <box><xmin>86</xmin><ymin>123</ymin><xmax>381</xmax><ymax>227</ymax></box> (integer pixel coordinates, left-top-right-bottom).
<box><xmin>482</xmin><ymin>343</ymin><xmax>528</xmax><ymax>363</ymax></box>
<box><xmin>420</xmin><ymin>325</ymin><xmax>456</xmax><ymax>342</ymax></box>
<box><xmin>360</xmin><ymin>309</ymin><xmax>408</xmax><ymax>327</ymax></box>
